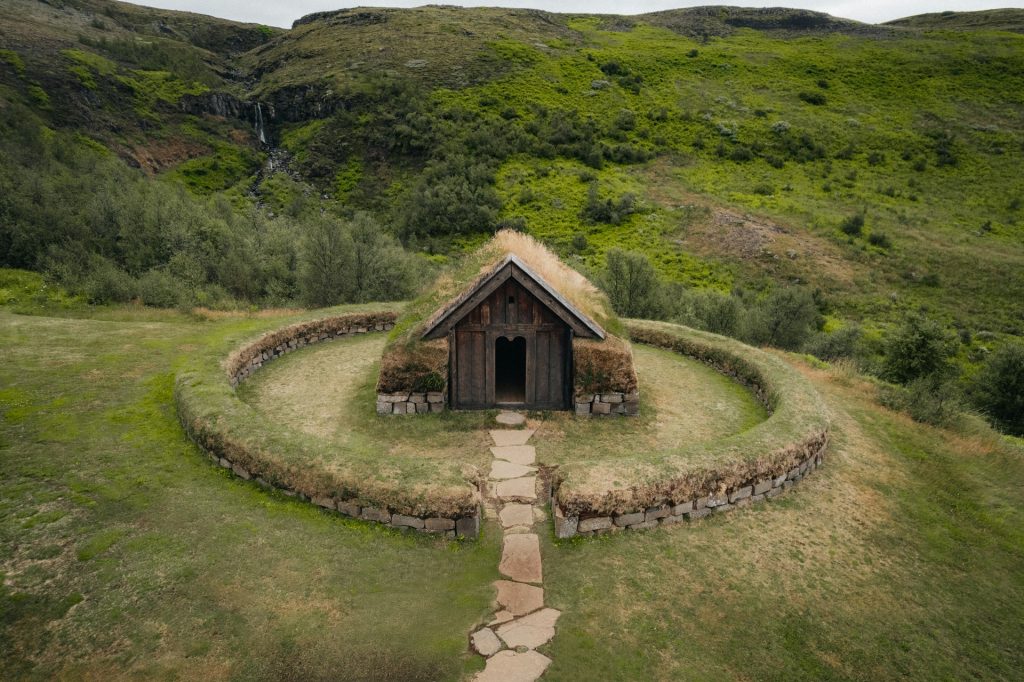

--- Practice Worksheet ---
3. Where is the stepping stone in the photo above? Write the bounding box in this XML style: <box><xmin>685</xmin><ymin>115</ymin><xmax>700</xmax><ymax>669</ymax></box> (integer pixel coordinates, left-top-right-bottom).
<box><xmin>495</xmin><ymin>476</ymin><xmax>537</xmax><ymax>502</ymax></box>
<box><xmin>494</xmin><ymin>580</ymin><xmax>544</xmax><ymax>616</ymax></box>
<box><xmin>496</xmin><ymin>608</ymin><xmax>561</xmax><ymax>650</ymax></box>
<box><xmin>490</xmin><ymin>445</ymin><xmax>537</xmax><ymax>465</ymax></box>
<box><xmin>498</xmin><ymin>533</ymin><xmax>542</xmax><ymax>583</ymax></box>
<box><xmin>474</xmin><ymin>650</ymin><xmax>551</xmax><ymax>682</ymax></box>
<box><xmin>489</xmin><ymin>610</ymin><xmax>515</xmax><ymax>626</ymax></box>
<box><xmin>471</xmin><ymin>627</ymin><xmax>502</xmax><ymax>657</ymax></box>
<box><xmin>490</xmin><ymin>429</ymin><xmax>535</xmax><ymax>446</ymax></box>
<box><xmin>499</xmin><ymin>503</ymin><xmax>535</xmax><ymax>528</ymax></box>
<box><xmin>490</xmin><ymin>460</ymin><xmax>536</xmax><ymax>480</ymax></box>
<box><xmin>496</xmin><ymin>411</ymin><xmax>526</xmax><ymax>426</ymax></box>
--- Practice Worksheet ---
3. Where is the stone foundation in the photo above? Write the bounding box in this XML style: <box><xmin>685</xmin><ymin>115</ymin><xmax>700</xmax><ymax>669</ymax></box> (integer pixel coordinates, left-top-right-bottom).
<box><xmin>573</xmin><ymin>391</ymin><xmax>640</xmax><ymax>417</ymax></box>
<box><xmin>376</xmin><ymin>390</ymin><xmax>447</xmax><ymax>415</ymax></box>
<box><xmin>553</xmin><ymin>437</ymin><xmax>827</xmax><ymax>538</ymax></box>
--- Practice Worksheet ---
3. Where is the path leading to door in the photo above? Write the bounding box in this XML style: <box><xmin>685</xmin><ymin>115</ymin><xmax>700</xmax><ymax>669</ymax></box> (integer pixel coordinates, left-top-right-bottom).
<box><xmin>471</xmin><ymin>412</ymin><xmax>560</xmax><ymax>682</ymax></box>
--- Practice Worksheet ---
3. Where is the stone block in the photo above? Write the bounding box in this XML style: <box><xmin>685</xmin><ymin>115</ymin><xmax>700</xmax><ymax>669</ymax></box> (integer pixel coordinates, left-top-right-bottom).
<box><xmin>576</xmin><ymin>394</ymin><xmax>595</xmax><ymax>404</ymax></box>
<box><xmin>337</xmin><ymin>501</ymin><xmax>361</xmax><ymax>517</ymax></box>
<box><xmin>645</xmin><ymin>505</ymin><xmax>670</xmax><ymax>521</ymax></box>
<box><xmin>687</xmin><ymin>508</ymin><xmax>711</xmax><ymax>520</ymax></box>
<box><xmin>425</xmin><ymin>517</ymin><xmax>455</xmax><ymax>531</ymax></box>
<box><xmin>376</xmin><ymin>401</ymin><xmax>391</xmax><ymax>415</ymax></box>
<box><xmin>232</xmin><ymin>463</ymin><xmax>251</xmax><ymax>480</ymax></box>
<box><xmin>426</xmin><ymin>392</ymin><xmax>444</xmax><ymax>403</ymax></box>
<box><xmin>415</xmin><ymin>402</ymin><xmax>429</xmax><ymax>414</ymax></box>
<box><xmin>312</xmin><ymin>496</ymin><xmax>335</xmax><ymax>510</ymax></box>
<box><xmin>553</xmin><ymin>507</ymin><xmax>578</xmax><ymax>539</ymax></box>
<box><xmin>765</xmin><ymin>487</ymin><xmax>782</xmax><ymax>499</ymax></box>
<box><xmin>782</xmin><ymin>480</ymin><xmax>794</xmax><ymax>491</ymax></box>
<box><xmin>575</xmin><ymin>402</ymin><xmax>591</xmax><ymax>415</ymax></box>
<box><xmin>456</xmin><ymin>514</ymin><xmax>479</xmax><ymax>539</ymax></box>
<box><xmin>694</xmin><ymin>496</ymin><xmax>709</xmax><ymax>510</ymax></box>
<box><xmin>712</xmin><ymin>503</ymin><xmax>734</xmax><ymax>513</ymax></box>
<box><xmin>408</xmin><ymin>394</ymin><xmax>426</xmax><ymax>404</ymax></box>
<box><xmin>614</xmin><ymin>512</ymin><xmax>645</xmax><ymax>527</ymax></box>
<box><xmin>660</xmin><ymin>514</ymin><xmax>684</xmax><ymax>525</ymax></box>
<box><xmin>672</xmin><ymin>501</ymin><xmax>694</xmax><ymax>515</ymax></box>
<box><xmin>753</xmin><ymin>479</ymin><xmax>772</xmax><ymax>495</ymax></box>
<box><xmin>578</xmin><ymin>516</ymin><xmax>612</xmax><ymax>532</ymax></box>
<box><xmin>471</xmin><ymin>627</ymin><xmax>502</xmax><ymax>657</ymax></box>
<box><xmin>592</xmin><ymin>401</ymin><xmax>611</xmax><ymax>415</ymax></box>
<box><xmin>218</xmin><ymin>457</ymin><xmax>231</xmax><ymax>469</ymax></box>
<box><xmin>706</xmin><ymin>493</ymin><xmax>728</xmax><ymax>508</ymax></box>
<box><xmin>392</xmin><ymin>514</ymin><xmax>425</xmax><ymax>529</ymax></box>
<box><xmin>601</xmin><ymin>393</ymin><xmax>623</xmax><ymax>403</ymax></box>
<box><xmin>799</xmin><ymin>461</ymin><xmax>810</xmax><ymax>475</ymax></box>
<box><xmin>787</xmin><ymin>467</ymin><xmax>800</xmax><ymax>480</ymax></box>
<box><xmin>430</xmin><ymin>402</ymin><xmax>444</xmax><ymax>413</ymax></box>
<box><xmin>629</xmin><ymin>519</ymin><xmax>659</xmax><ymax>530</ymax></box>
<box><xmin>773</xmin><ymin>474</ymin><xmax>786</xmax><ymax>488</ymax></box>
<box><xmin>729</xmin><ymin>486</ymin><xmax>752</xmax><ymax>503</ymax></box>
<box><xmin>624</xmin><ymin>400</ymin><xmax>640</xmax><ymax>416</ymax></box>
<box><xmin>361</xmin><ymin>506</ymin><xmax>391</xmax><ymax>523</ymax></box>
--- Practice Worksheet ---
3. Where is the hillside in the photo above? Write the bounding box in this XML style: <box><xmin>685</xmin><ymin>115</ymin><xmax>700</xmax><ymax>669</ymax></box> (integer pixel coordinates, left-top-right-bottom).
<box><xmin>1</xmin><ymin>1</ymin><xmax>1022</xmax><ymax>420</ymax></box>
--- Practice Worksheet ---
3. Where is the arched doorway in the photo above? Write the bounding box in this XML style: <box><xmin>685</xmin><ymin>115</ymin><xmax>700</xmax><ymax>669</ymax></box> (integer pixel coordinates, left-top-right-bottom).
<box><xmin>494</xmin><ymin>336</ymin><xmax>526</xmax><ymax>404</ymax></box>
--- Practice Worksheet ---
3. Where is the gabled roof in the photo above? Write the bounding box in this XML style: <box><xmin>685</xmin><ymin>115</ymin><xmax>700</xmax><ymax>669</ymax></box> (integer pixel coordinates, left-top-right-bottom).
<box><xmin>421</xmin><ymin>254</ymin><xmax>606</xmax><ymax>341</ymax></box>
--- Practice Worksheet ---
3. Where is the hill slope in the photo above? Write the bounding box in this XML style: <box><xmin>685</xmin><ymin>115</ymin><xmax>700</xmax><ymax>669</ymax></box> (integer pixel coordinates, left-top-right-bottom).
<box><xmin>1</xmin><ymin>0</ymin><xmax>1022</xmax><ymax>344</ymax></box>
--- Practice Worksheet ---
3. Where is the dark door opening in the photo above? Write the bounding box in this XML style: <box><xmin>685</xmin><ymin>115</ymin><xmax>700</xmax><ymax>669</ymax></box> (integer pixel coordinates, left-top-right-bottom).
<box><xmin>495</xmin><ymin>336</ymin><xmax>526</xmax><ymax>404</ymax></box>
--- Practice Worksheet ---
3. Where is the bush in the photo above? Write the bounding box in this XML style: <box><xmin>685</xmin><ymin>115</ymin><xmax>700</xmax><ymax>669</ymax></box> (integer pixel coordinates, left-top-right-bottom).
<box><xmin>840</xmin><ymin>212</ymin><xmax>865</xmax><ymax>236</ymax></box>
<box><xmin>600</xmin><ymin>249</ymin><xmax>662</xmax><ymax>319</ymax></box>
<box><xmin>868</xmin><ymin>231</ymin><xmax>892</xmax><ymax>249</ymax></box>
<box><xmin>742</xmin><ymin>286</ymin><xmax>821</xmax><ymax>350</ymax></box>
<box><xmin>798</xmin><ymin>91</ymin><xmax>827</xmax><ymax>105</ymax></box>
<box><xmin>681</xmin><ymin>289</ymin><xmax>742</xmax><ymax>337</ymax></box>
<box><xmin>580</xmin><ymin>185</ymin><xmax>637</xmax><ymax>225</ymax></box>
<box><xmin>804</xmin><ymin>324</ymin><xmax>863</xmax><ymax>362</ymax></box>
<box><xmin>880</xmin><ymin>374</ymin><xmax>963</xmax><ymax>427</ymax></box>
<box><xmin>970</xmin><ymin>343</ymin><xmax>1024</xmax><ymax>435</ymax></box>
<box><xmin>137</xmin><ymin>268</ymin><xmax>183</xmax><ymax>308</ymax></box>
<box><xmin>82</xmin><ymin>256</ymin><xmax>136</xmax><ymax>304</ymax></box>
<box><xmin>881</xmin><ymin>314</ymin><xmax>957</xmax><ymax>384</ymax></box>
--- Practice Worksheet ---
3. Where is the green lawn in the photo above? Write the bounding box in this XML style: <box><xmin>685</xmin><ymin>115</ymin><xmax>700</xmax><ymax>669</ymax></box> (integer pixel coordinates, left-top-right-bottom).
<box><xmin>0</xmin><ymin>308</ymin><xmax>498</xmax><ymax>680</ymax></box>
<box><xmin>3</xmin><ymin>302</ymin><xmax>1023</xmax><ymax>680</ymax></box>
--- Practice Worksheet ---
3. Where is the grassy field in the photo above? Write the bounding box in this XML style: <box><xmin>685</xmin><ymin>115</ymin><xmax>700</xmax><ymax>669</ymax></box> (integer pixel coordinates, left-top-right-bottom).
<box><xmin>2</xmin><ymin>300</ymin><xmax>1023</xmax><ymax>679</ymax></box>
<box><xmin>0</xmin><ymin>306</ymin><xmax>499</xmax><ymax>681</ymax></box>
<box><xmin>539</xmin><ymin>359</ymin><xmax>1024</xmax><ymax>680</ymax></box>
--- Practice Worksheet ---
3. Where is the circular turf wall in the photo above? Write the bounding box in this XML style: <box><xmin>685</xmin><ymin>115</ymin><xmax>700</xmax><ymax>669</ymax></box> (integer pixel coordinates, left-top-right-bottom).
<box><xmin>551</xmin><ymin>320</ymin><xmax>831</xmax><ymax>538</ymax></box>
<box><xmin>174</xmin><ymin>310</ymin><xmax>482</xmax><ymax>539</ymax></box>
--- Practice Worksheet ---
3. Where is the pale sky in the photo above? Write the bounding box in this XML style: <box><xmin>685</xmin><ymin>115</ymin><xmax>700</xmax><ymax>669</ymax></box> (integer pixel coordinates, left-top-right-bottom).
<box><xmin>124</xmin><ymin>1</ymin><xmax>1019</xmax><ymax>29</ymax></box>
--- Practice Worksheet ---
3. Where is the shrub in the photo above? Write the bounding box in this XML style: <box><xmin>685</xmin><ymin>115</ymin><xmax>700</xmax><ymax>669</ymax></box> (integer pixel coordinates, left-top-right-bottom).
<box><xmin>840</xmin><ymin>212</ymin><xmax>865</xmax><ymax>236</ymax></box>
<box><xmin>138</xmin><ymin>268</ymin><xmax>183</xmax><ymax>308</ymax></box>
<box><xmin>970</xmin><ymin>342</ymin><xmax>1024</xmax><ymax>435</ymax></box>
<box><xmin>600</xmin><ymin>249</ymin><xmax>662</xmax><ymax>319</ymax></box>
<box><xmin>729</xmin><ymin>146</ymin><xmax>754</xmax><ymax>162</ymax></box>
<box><xmin>682</xmin><ymin>289</ymin><xmax>742</xmax><ymax>337</ymax></box>
<box><xmin>743</xmin><ymin>286</ymin><xmax>821</xmax><ymax>350</ymax></box>
<box><xmin>880</xmin><ymin>314</ymin><xmax>957</xmax><ymax>384</ymax></box>
<box><xmin>804</xmin><ymin>324</ymin><xmax>863</xmax><ymax>362</ymax></box>
<box><xmin>798</xmin><ymin>91</ymin><xmax>827</xmax><ymax>105</ymax></box>
<box><xmin>82</xmin><ymin>256</ymin><xmax>136</xmax><ymax>304</ymax></box>
<box><xmin>580</xmin><ymin>185</ymin><xmax>637</xmax><ymax>225</ymax></box>
<box><xmin>868</xmin><ymin>231</ymin><xmax>892</xmax><ymax>248</ymax></box>
<box><xmin>686</xmin><ymin>49</ymin><xmax>699</xmax><ymax>58</ymax></box>
<box><xmin>880</xmin><ymin>374</ymin><xmax>964</xmax><ymax>427</ymax></box>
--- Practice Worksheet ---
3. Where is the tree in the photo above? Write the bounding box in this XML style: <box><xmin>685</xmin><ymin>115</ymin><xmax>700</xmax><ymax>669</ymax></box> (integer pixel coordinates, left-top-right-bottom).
<box><xmin>601</xmin><ymin>248</ymin><xmax>662</xmax><ymax>319</ymax></box>
<box><xmin>881</xmin><ymin>314</ymin><xmax>957</xmax><ymax>384</ymax></box>
<box><xmin>298</xmin><ymin>215</ymin><xmax>355</xmax><ymax>306</ymax></box>
<box><xmin>971</xmin><ymin>343</ymin><xmax>1024</xmax><ymax>435</ymax></box>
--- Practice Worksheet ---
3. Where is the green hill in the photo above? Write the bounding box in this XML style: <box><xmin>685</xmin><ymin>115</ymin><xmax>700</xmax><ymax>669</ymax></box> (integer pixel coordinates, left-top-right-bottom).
<box><xmin>1</xmin><ymin>0</ymin><xmax>1022</xmax><ymax>415</ymax></box>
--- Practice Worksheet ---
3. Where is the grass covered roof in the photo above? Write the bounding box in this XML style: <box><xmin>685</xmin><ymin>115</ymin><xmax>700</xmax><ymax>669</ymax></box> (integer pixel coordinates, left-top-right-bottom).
<box><xmin>377</xmin><ymin>230</ymin><xmax>635</xmax><ymax>395</ymax></box>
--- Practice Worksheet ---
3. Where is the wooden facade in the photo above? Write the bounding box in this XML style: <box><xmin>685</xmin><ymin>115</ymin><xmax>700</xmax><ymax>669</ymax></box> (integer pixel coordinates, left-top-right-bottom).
<box><xmin>422</xmin><ymin>255</ymin><xmax>605</xmax><ymax>411</ymax></box>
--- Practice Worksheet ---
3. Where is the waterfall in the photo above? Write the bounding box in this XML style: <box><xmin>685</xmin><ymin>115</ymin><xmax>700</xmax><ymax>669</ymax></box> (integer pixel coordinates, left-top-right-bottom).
<box><xmin>254</xmin><ymin>102</ymin><xmax>266</xmax><ymax>145</ymax></box>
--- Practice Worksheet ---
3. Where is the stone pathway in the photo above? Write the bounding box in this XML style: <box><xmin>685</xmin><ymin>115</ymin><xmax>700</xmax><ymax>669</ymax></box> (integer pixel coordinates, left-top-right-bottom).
<box><xmin>471</xmin><ymin>412</ymin><xmax>559</xmax><ymax>681</ymax></box>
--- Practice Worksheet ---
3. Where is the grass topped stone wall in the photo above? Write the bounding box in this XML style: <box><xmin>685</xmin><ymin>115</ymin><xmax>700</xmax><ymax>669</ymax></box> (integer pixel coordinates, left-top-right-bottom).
<box><xmin>175</xmin><ymin>308</ymin><xmax>482</xmax><ymax>538</ymax></box>
<box><xmin>553</xmin><ymin>320</ymin><xmax>830</xmax><ymax>537</ymax></box>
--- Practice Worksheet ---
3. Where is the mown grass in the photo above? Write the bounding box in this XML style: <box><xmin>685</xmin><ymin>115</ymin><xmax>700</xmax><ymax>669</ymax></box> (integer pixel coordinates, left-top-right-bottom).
<box><xmin>539</xmin><ymin>357</ymin><xmax>1024</xmax><ymax>680</ymax></box>
<box><xmin>0</xmin><ymin>306</ymin><xmax>498</xmax><ymax>680</ymax></box>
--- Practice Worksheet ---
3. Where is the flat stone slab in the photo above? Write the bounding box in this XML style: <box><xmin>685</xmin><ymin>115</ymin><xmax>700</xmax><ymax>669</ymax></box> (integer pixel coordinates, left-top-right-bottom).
<box><xmin>499</xmin><ymin>503</ymin><xmax>535</xmax><ymax>528</ymax></box>
<box><xmin>495</xmin><ymin>476</ymin><xmax>537</xmax><ymax>502</ymax></box>
<box><xmin>490</xmin><ymin>460</ymin><xmax>536</xmax><ymax>480</ymax></box>
<box><xmin>490</xmin><ymin>445</ymin><xmax>537</xmax><ymax>465</ymax></box>
<box><xmin>498</xmin><ymin>533</ymin><xmax>542</xmax><ymax>583</ymax></box>
<box><xmin>490</xmin><ymin>429</ymin><xmax>535</xmax><ymax>447</ymax></box>
<box><xmin>496</xmin><ymin>608</ymin><xmax>561</xmax><ymax>649</ymax></box>
<box><xmin>474</xmin><ymin>650</ymin><xmax>551</xmax><ymax>682</ymax></box>
<box><xmin>471</xmin><ymin>627</ymin><xmax>502</xmax><ymax>657</ymax></box>
<box><xmin>490</xmin><ymin>610</ymin><xmax>515</xmax><ymax>626</ymax></box>
<box><xmin>496</xmin><ymin>411</ymin><xmax>526</xmax><ymax>426</ymax></box>
<box><xmin>494</xmin><ymin>580</ymin><xmax>544</xmax><ymax>616</ymax></box>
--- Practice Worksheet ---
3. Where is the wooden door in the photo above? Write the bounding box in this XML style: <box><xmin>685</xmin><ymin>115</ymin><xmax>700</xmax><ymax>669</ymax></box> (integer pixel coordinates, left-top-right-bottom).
<box><xmin>533</xmin><ymin>327</ymin><xmax>569</xmax><ymax>409</ymax></box>
<box><xmin>452</xmin><ymin>329</ymin><xmax>487</xmax><ymax>408</ymax></box>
